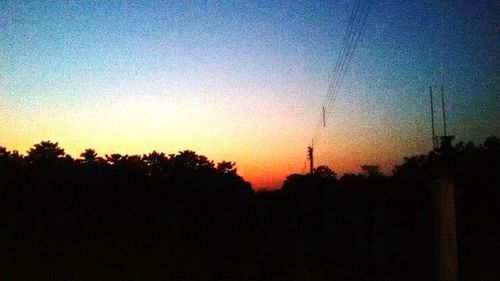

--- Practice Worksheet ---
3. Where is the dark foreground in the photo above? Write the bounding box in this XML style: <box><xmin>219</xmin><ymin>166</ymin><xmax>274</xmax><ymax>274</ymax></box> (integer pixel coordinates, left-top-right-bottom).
<box><xmin>0</xmin><ymin>137</ymin><xmax>499</xmax><ymax>281</ymax></box>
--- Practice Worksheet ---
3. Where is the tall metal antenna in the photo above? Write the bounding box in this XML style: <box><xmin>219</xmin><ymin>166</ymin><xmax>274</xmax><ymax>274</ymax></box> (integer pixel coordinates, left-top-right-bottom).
<box><xmin>430</xmin><ymin>86</ymin><xmax>437</xmax><ymax>149</ymax></box>
<box><xmin>440</xmin><ymin>85</ymin><xmax>447</xmax><ymax>137</ymax></box>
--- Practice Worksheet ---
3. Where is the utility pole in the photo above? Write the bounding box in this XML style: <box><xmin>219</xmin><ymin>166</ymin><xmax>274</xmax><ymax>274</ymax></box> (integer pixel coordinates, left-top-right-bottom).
<box><xmin>432</xmin><ymin>137</ymin><xmax>459</xmax><ymax>281</ymax></box>
<box><xmin>307</xmin><ymin>142</ymin><xmax>314</xmax><ymax>174</ymax></box>
<box><xmin>430</xmin><ymin>83</ymin><xmax>458</xmax><ymax>281</ymax></box>
<box><xmin>432</xmin><ymin>175</ymin><xmax>459</xmax><ymax>281</ymax></box>
<box><xmin>430</xmin><ymin>86</ymin><xmax>437</xmax><ymax>149</ymax></box>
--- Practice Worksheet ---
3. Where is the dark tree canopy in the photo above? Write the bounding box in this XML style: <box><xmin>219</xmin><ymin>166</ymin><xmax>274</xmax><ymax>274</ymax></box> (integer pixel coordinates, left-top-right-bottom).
<box><xmin>313</xmin><ymin>164</ymin><xmax>337</xmax><ymax>179</ymax></box>
<box><xmin>26</xmin><ymin>140</ymin><xmax>65</xmax><ymax>164</ymax></box>
<box><xmin>80</xmin><ymin>148</ymin><xmax>98</xmax><ymax>164</ymax></box>
<box><xmin>0</xmin><ymin>137</ymin><xmax>498</xmax><ymax>281</ymax></box>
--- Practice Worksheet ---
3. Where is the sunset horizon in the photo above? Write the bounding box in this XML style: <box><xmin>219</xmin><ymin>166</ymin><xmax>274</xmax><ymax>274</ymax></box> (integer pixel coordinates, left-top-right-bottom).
<box><xmin>1</xmin><ymin>1</ymin><xmax>499</xmax><ymax>280</ymax></box>
<box><xmin>2</xmin><ymin>1</ymin><xmax>498</xmax><ymax>188</ymax></box>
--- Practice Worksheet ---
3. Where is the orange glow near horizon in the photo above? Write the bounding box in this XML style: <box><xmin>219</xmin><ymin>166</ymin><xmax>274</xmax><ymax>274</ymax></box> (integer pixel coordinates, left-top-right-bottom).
<box><xmin>1</xmin><ymin>86</ymin><xmax>425</xmax><ymax>189</ymax></box>
<box><xmin>1</xmin><ymin>89</ymin><xmax>304</xmax><ymax>189</ymax></box>
<box><xmin>2</xmin><ymin>0</ymin><xmax>499</xmax><ymax>190</ymax></box>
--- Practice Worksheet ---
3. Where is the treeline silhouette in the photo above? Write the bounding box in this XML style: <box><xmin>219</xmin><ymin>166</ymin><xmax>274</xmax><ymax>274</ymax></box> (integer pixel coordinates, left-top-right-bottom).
<box><xmin>0</xmin><ymin>137</ymin><xmax>499</xmax><ymax>281</ymax></box>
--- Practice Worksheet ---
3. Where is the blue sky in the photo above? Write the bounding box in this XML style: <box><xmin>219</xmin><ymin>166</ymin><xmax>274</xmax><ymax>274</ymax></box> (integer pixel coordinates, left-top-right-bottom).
<box><xmin>1</xmin><ymin>0</ymin><xmax>498</xmax><ymax>188</ymax></box>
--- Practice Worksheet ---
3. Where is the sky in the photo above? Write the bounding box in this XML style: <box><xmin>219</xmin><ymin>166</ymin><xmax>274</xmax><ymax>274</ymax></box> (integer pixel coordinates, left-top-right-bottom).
<box><xmin>1</xmin><ymin>0</ymin><xmax>498</xmax><ymax>189</ymax></box>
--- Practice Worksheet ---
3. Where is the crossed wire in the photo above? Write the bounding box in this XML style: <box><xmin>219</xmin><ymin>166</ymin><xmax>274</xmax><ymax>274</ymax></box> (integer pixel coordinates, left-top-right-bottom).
<box><xmin>303</xmin><ymin>0</ymin><xmax>372</xmax><ymax>172</ymax></box>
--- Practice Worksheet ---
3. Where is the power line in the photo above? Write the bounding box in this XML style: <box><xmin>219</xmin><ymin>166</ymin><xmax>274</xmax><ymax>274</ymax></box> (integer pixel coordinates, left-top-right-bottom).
<box><xmin>303</xmin><ymin>0</ymin><xmax>372</xmax><ymax>174</ymax></box>
<box><xmin>311</xmin><ymin>0</ymin><xmax>364</xmax><ymax>142</ymax></box>
<box><xmin>310</xmin><ymin>0</ymin><xmax>372</xmax><ymax>145</ymax></box>
<box><xmin>325</xmin><ymin>1</ymin><xmax>371</xmax><ymax>117</ymax></box>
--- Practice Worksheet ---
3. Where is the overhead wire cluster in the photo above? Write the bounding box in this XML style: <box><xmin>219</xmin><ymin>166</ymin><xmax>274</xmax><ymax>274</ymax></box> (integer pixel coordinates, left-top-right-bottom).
<box><xmin>303</xmin><ymin>0</ymin><xmax>372</xmax><ymax>173</ymax></box>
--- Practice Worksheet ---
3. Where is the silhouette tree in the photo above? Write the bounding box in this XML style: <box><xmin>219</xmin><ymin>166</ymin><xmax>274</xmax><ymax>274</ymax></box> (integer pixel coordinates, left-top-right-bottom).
<box><xmin>216</xmin><ymin>161</ymin><xmax>237</xmax><ymax>175</ymax></box>
<box><xmin>143</xmin><ymin>151</ymin><xmax>169</xmax><ymax>176</ymax></box>
<box><xmin>80</xmin><ymin>148</ymin><xmax>98</xmax><ymax>164</ymax></box>
<box><xmin>313</xmin><ymin>165</ymin><xmax>337</xmax><ymax>179</ymax></box>
<box><xmin>172</xmin><ymin>150</ymin><xmax>214</xmax><ymax>171</ymax></box>
<box><xmin>484</xmin><ymin>136</ymin><xmax>500</xmax><ymax>157</ymax></box>
<box><xmin>105</xmin><ymin>153</ymin><xmax>123</xmax><ymax>165</ymax></box>
<box><xmin>0</xmin><ymin>146</ymin><xmax>9</xmax><ymax>158</ymax></box>
<box><xmin>0</xmin><ymin>137</ymin><xmax>498</xmax><ymax>281</ymax></box>
<box><xmin>26</xmin><ymin>140</ymin><xmax>65</xmax><ymax>164</ymax></box>
<box><xmin>360</xmin><ymin>164</ymin><xmax>382</xmax><ymax>177</ymax></box>
<box><xmin>0</xmin><ymin>147</ymin><xmax>11</xmax><ymax>168</ymax></box>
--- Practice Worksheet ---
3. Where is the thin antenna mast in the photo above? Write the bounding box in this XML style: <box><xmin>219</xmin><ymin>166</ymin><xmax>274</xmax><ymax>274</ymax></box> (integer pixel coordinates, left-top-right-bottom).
<box><xmin>440</xmin><ymin>85</ymin><xmax>447</xmax><ymax>137</ymax></box>
<box><xmin>430</xmin><ymin>86</ymin><xmax>437</xmax><ymax>149</ymax></box>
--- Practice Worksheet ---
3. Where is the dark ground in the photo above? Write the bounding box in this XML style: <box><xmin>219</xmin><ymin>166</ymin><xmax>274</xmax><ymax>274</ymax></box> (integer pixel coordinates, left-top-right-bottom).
<box><xmin>0</xmin><ymin>137</ymin><xmax>499</xmax><ymax>280</ymax></box>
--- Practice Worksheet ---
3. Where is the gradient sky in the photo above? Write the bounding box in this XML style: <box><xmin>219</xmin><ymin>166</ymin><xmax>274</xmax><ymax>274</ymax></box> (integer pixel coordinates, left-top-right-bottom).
<box><xmin>1</xmin><ymin>0</ymin><xmax>498</xmax><ymax>188</ymax></box>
